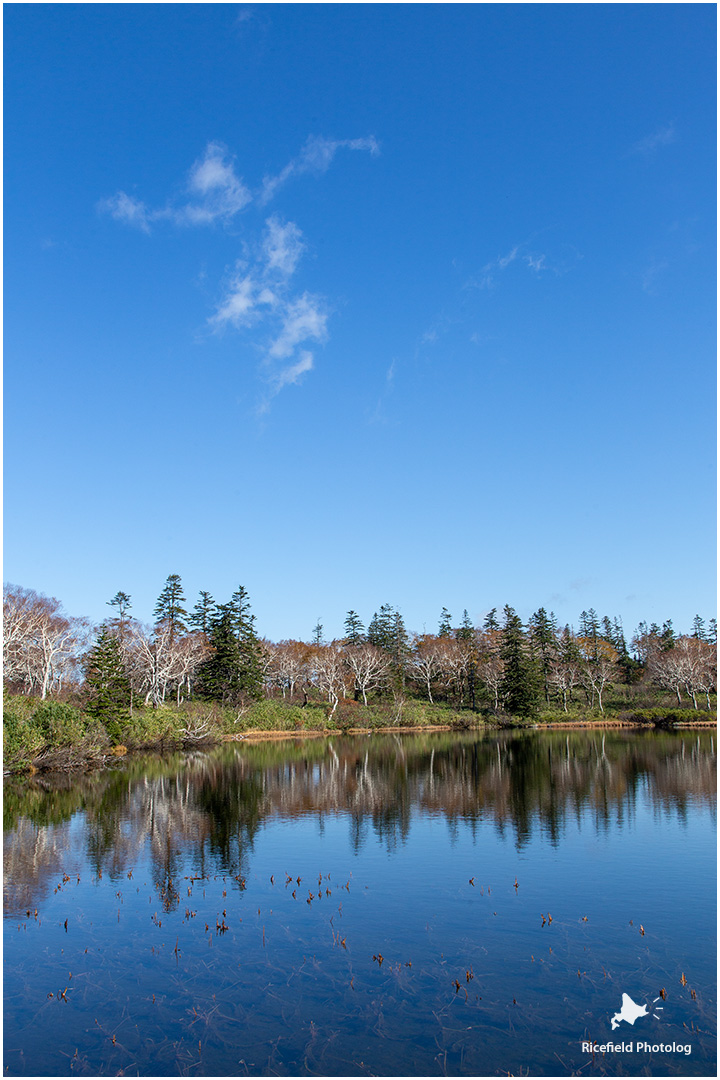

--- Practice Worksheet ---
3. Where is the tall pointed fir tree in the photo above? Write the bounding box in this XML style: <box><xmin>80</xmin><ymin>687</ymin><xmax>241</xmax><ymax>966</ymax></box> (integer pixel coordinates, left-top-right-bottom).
<box><xmin>196</xmin><ymin>609</ymin><xmax>244</xmax><ymax>704</ymax></box>
<box><xmin>528</xmin><ymin>607</ymin><xmax>557</xmax><ymax>705</ymax></box>
<box><xmin>500</xmin><ymin>605</ymin><xmax>540</xmax><ymax>718</ymax></box>
<box><xmin>456</xmin><ymin>609</ymin><xmax>474</xmax><ymax>643</ymax></box>
<box><xmin>368</xmin><ymin>604</ymin><xmax>409</xmax><ymax>690</ymax></box>
<box><xmin>154</xmin><ymin>574</ymin><xmax>188</xmax><ymax>643</ymax></box>
<box><xmin>83</xmin><ymin>625</ymin><xmax>131</xmax><ymax>740</ymax></box>
<box><xmin>197</xmin><ymin>586</ymin><xmax>264</xmax><ymax>704</ymax></box>
<box><xmin>188</xmin><ymin>591</ymin><xmax>217</xmax><ymax>634</ymax></box>
<box><xmin>438</xmin><ymin>608</ymin><xmax>453</xmax><ymax>637</ymax></box>
<box><xmin>344</xmin><ymin>611</ymin><xmax>365</xmax><ymax>645</ymax></box>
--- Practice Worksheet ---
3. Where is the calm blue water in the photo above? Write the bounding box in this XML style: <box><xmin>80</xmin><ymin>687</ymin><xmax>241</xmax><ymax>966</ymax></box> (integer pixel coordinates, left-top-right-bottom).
<box><xmin>3</xmin><ymin>730</ymin><xmax>716</xmax><ymax>1076</ymax></box>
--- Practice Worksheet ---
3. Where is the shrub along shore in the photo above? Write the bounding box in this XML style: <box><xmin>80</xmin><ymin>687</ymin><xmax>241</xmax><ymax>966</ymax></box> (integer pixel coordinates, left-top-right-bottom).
<box><xmin>3</xmin><ymin>695</ymin><xmax>715</xmax><ymax>776</ymax></box>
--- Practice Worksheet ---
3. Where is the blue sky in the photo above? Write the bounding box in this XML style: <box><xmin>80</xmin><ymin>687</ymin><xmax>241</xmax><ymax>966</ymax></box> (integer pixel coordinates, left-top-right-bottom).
<box><xmin>4</xmin><ymin>3</ymin><xmax>716</xmax><ymax>642</ymax></box>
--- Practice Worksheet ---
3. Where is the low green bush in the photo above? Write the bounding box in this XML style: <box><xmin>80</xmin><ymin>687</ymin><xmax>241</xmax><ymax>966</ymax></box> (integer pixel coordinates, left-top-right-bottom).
<box><xmin>31</xmin><ymin>701</ymin><xmax>88</xmax><ymax>745</ymax></box>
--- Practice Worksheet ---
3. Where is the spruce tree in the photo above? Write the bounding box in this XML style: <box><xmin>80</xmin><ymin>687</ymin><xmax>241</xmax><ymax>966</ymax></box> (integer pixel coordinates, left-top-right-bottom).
<box><xmin>83</xmin><ymin>626</ymin><xmax>131</xmax><ymax>738</ymax></box>
<box><xmin>438</xmin><ymin>608</ymin><xmax>453</xmax><ymax>637</ymax></box>
<box><xmin>500</xmin><ymin>606</ymin><xmax>540</xmax><ymax>718</ymax></box>
<box><xmin>311</xmin><ymin>620</ymin><xmax>324</xmax><ymax>646</ymax></box>
<box><xmin>483</xmin><ymin>608</ymin><xmax>500</xmax><ymax>633</ymax></box>
<box><xmin>528</xmin><ymin>607</ymin><xmax>557</xmax><ymax>704</ymax></box>
<box><xmin>223</xmin><ymin>586</ymin><xmax>264</xmax><ymax>700</ymax></box>
<box><xmin>368</xmin><ymin>604</ymin><xmax>409</xmax><ymax>690</ymax></box>
<box><xmin>344</xmin><ymin>611</ymin><xmax>365</xmax><ymax>645</ymax></box>
<box><xmin>189</xmin><ymin>591</ymin><xmax>217</xmax><ymax>634</ymax></box>
<box><xmin>456</xmin><ymin>609</ymin><xmax>474</xmax><ymax>643</ymax></box>
<box><xmin>196</xmin><ymin>609</ymin><xmax>244</xmax><ymax>704</ymax></box>
<box><xmin>691</xmin><ymin>615</ymin><xmax>707</xmax><ymax>641</ymax></box>
<box><xmin>154</xmin><ymin>574</ymin><xmax>188</xmax><ymax>642</ymax></box>
<box><xmin>227</xmin><ymin>586</ymin><xmax>256</xmax><ymax>641</ymax></box>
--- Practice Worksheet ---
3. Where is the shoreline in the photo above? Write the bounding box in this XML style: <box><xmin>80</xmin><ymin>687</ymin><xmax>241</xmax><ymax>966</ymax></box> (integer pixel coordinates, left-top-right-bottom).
<box><xmin>227</xmin><ymin>719</ymin><xmax>717</xmax><ymax>741</ymax></box>
<box><xmin>6</xmin><ymin>718</ymin><xmax>716</xmax><ymax>778</ymax></box>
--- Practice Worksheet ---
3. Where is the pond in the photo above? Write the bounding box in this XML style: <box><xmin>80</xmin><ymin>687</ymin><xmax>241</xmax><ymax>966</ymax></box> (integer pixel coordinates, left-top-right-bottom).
<box><xmin>3</xmin><ymin>730</ymin><xmax>716</xmax><ymax>1077</ymax></box>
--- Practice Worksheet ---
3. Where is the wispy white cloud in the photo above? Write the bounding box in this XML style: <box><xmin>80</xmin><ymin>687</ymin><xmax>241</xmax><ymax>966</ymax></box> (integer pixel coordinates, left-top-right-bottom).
<box><xmin>641</xmin><ymin>258</ymin><xmax>669</xmax><ymax>294</ymax></box>
<box><xmin>267</xmin><ymin>293</ymin><xmax>328</xmax><ymax>360</ymax></box>
<box><xmin>262</xmin><ymin>215</ymin><xmax>305</xmax><ymax>277</ymax></box>
<box><xmin>631</xmin><ymin>123</ymin><xmax>676</xmax><ymax>155</ymax></box>
<box><xmin>210</xmin><ymin>222</ymin><xmax>328</xmax><ymax>401</ymax></box>
<box><xmin>100</xmin><ymin>143</ymin><xmax>251</xmax><ymax>231</ymax></box>
<box><xmin>210</xmin><ymin>270</ymin><xmax>277</xmax><ymax>329</ymax></box>
<box><xmin>99</xmin><ymin>191</ymin><xmax>152</xmax><ymax>233</ymax></box>
<box><xmin>102</xmin><ymin>136</ymin><xmax>378</xmax><ymax>404</ymax></box>
<box><xmin>274</xmin><ymin>350</ymin><xmax>315</xmax><ymax>389</ymax></box>
<box><xmin>370</xmin><ymin>359</ymin><xmax>398</xmax><ymax>425</ymax></box>
<box><xmin>170</xmin><ymin>142</ymin><xmax>252</xmax><ymax>225</ymax></box>
<box><xmin>260</xmin><ymin>134</ymin><xmax>380</xmax><ymax>203</ymax></box>
<box><xmin>470</xmin><ymin>241</ymin><xmax>548</xmax><ymax>289</ymax></box>
<box><xmin>498</xmin><ymin>245</ymin><xmax>519</xmax><ymax>269</ymax></box>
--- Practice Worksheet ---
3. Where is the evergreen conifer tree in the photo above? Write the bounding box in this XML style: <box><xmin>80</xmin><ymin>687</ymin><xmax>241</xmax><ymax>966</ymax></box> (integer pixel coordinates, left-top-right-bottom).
<box><xmin>227</xmin><ymin>586</ymin><xmax>256</xmax><ymax>641</ymax></box>
<box><xmin>196</xmin><ymin>609</ymin><xmax>244</xmax><ymax>704</ymax></box>
<box><xmin>456</xmin><ymin>609</ymin><xmax>474</xmax><ymax>642</ymax></box>
<box><xmin>483</xmin><ymin>608</ymin><xmax>500</xmax><ymax>633</ymax></box>
<box><xmin>154</xmin><ymin>574</ymin><xmax>188</xmax><ymax>642</ymax></box>
<box><xmin>500</xmin><ymin>606</ymin><xmax>540</xmax><ymax>717</ymax></box>
<box><xmin>107</xmin><ymin>591</ymin><xmax>132</xmax><ymax>634</ymax></box>
<box><xmin>311</xmin><ymin>620</ymin><xmax>324</xmax><ymax>646</ymax></box>
<box><xmin>344</xmin><ymin>611</ymin><xmax>365</xmax><ymax>645</ymax></box>
<box><xmin>438</xmin><ymin>608</ymin><xmax>453</xmax><ymax>637</ymax></box>
<box><xmin>83</xmin><ymin>626</ymin><xmax>131</xmax><ymax>738</ymax></box>
<box><xmin>189</xmin><ymin>591</ymin><xmax>217</xmax><ymax>634</ymax></box>
<box><xmin>528</xmin><ymin>607</ymin><xmax>557</xmax><ymax>704</ymax></box>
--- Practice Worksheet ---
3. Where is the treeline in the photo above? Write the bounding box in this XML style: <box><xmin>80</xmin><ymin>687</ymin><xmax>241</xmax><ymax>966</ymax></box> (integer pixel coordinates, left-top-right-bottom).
<box><xmin>3</xmin><ymin>578</ymin><xmax>717</xmax><ymax>730</ymax></box>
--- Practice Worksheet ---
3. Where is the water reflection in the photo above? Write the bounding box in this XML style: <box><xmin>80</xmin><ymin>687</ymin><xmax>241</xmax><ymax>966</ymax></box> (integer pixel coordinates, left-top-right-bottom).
<box><xmin>4</xmin><ymin>731</ymin><xmax>715</xmax><ymax>916</ymax></box>
<box><xmin>4</xmin><ymin>731</ymin><xmax>716</xmax><ymax>1077</ymax></box>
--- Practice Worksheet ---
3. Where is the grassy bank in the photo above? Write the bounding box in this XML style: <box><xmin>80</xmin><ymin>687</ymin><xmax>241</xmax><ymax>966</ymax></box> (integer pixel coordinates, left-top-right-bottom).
<box><xmin>3</xmin><ymin>694</ymin><xmax>716</xmax><ymax>775</ymax></box>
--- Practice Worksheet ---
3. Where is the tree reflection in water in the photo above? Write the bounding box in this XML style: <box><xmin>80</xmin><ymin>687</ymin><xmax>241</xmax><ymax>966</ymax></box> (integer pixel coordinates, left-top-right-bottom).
<box><xmin>4</xmin><ymin>731</ymin><xmax>715</xmax><ymax>915</ymax></box>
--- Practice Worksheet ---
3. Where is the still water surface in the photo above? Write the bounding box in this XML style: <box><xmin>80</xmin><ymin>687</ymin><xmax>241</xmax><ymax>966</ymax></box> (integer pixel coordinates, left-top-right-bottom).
<box><xmin>3</xmin><ymin>730</ymin><xmax>716</xmax><ymax>1077</ymax></box>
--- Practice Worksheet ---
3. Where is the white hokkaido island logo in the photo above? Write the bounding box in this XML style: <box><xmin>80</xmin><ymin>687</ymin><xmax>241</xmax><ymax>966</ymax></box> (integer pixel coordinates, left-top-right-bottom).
<box><xmin>581</xmin><ymin>993</ymin><xmax>691</xmax><ymax>1056</ymax></box>
<box><xmin>611</xmin><ymin>992</ymin><xmax>661</xmax><ymax>1030</ymax></box>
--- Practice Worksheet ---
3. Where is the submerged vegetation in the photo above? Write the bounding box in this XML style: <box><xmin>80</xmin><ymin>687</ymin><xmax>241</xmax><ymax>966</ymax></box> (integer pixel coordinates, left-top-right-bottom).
<box><xmin>3</xmin><ymin>578</ymin><xmax>716</xmax><ymax>773</ymax></box>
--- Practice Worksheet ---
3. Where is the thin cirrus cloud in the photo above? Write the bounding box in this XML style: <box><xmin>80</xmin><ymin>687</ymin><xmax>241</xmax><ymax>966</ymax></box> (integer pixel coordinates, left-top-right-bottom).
<box><xmin>631</xmin><ymin>123</ymin><xmax>676</xmax><ymax>155</ymax></box>
<box><xmin>259</xmin><ymin>134</ymin><xmax>380</xmax><ymax>203</ymax></box>
<box><xmin>469</xmin><ymin>241</ymin><xmax>548</xmax><ymax>289</ymax></box>
<box><xmin>100</xmin><ymin>135</ymin><xmax>378</xmax><ymax>402</ymax></box>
